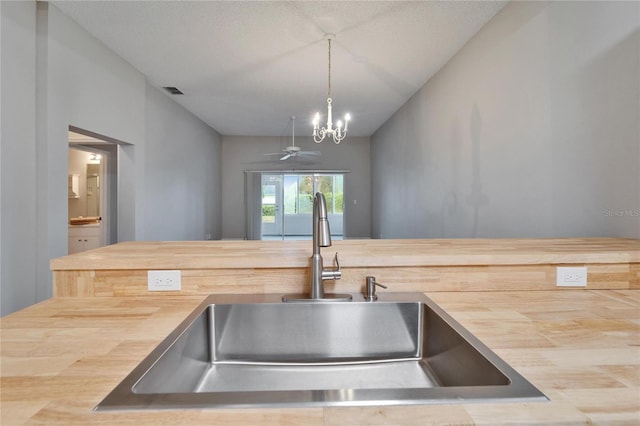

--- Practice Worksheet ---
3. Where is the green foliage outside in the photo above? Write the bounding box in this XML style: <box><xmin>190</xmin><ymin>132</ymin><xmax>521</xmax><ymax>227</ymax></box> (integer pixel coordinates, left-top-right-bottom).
<box><xmin>268</xmin><ymin>174</ymin><xmax>344</xmax><ymax>218</ymax></box>
<box><xmin>334</xmin><ymin>192</ymin><xmax>344</xmax><ymax>213</ymax></box>
<box><xmin>262</xmin><ymin>204</ymin><xmax>275</xmax><ymax>223</ymax></box>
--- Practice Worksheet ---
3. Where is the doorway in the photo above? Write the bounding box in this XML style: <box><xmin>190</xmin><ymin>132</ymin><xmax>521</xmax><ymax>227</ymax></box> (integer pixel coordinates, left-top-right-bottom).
<box><xmin>68</xmin><ymin>128</ymin><xmax>118</xmax><ymax>253</ymax></box>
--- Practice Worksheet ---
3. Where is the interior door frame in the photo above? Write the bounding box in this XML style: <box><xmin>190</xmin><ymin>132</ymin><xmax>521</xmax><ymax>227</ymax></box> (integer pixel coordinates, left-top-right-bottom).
<box><xmin>68</xmin><ymin>125</ymin><xmax>123</xmax><ymax>247</ymax></box>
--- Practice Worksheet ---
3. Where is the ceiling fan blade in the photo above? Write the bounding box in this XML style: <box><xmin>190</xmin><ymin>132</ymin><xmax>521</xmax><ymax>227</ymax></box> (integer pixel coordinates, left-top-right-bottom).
<box><xmin>265</xmin><ymin>152</ymin><xmax>285</xmax><ymax>156</ymax></box>
<box><xmin>280</xmin><ymin>154</ymin><xmax>291</xmax><ymax>161</ymax></box>
<box><xmin>298</xmin><ymin>151</ymin><xmax>321</xmax><ymax>156</ymax></box>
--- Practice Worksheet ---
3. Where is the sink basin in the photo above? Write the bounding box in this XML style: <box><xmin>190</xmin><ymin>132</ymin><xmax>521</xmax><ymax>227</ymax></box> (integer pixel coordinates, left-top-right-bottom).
<box><xmin>96</xmin><ymin>293</ymin><xmax>547</xmax><ymax>410</ymax></box>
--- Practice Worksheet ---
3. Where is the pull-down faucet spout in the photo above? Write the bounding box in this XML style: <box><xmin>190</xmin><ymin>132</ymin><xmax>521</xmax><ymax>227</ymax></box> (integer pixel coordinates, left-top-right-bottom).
<box><xmin>314</xmin><ymin>192</ymin><xmax>332</xmax><ymax>251</ymax></box>
<box><xmin>283</xmin><ymin>192</ymin><xmax>351</xmax><ymax>302</ymax></box>
<box><xmin>310</xmin><ymin>192</ymin><xmax>339</xmax><ymax>299</ymax></box>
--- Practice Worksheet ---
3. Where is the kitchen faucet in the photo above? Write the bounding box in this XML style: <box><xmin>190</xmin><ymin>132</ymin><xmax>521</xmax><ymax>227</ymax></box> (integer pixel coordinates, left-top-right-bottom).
<box><xmin>310</xmin><ymin>192</ymin><xmax>340</xmax><ymax>298</ymax></box>
<box><xmin>283</xmin><ymin>192</ymin><xmax>351</xmax><ymax>302</ymax></box>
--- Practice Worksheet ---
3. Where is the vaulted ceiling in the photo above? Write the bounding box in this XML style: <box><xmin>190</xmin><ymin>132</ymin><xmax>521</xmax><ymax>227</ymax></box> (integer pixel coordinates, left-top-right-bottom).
<box><xmin>52</xmin><ymin>1</ymin><xmax>507</xmax><ymax>137</ymax></box>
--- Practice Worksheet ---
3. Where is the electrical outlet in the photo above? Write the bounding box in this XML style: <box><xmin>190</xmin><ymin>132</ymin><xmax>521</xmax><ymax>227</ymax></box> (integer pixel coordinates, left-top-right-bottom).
<box><xmin>148</xmin><ymin>270</ymin><xmax>181</xmax><ymax>291</ymax></box>
<box><xmin>556</xmin><ymin>267</ymin><xmax>587</xmax><ymax>287</ymax></box>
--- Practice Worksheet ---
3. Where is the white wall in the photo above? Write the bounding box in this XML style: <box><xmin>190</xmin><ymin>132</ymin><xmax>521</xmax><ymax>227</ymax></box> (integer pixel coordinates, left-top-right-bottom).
<box><xmin>143</xmin><ymin>82</ymin><xmax>222</xmax><ymax>240</ymax></box>
<box><xmin>222</xmin><ymin>135</ymin><xmax>371</xmax><ymax>239</ymax></box>
<box><xmin>371</xmin><ymin>1</ymin><xmax>640</xmax><ymax>239</ymax></box>
<box><xmin>0</xmin><ymin>2</ymin><xmax>222</xmax><ymax>315</ymax></box>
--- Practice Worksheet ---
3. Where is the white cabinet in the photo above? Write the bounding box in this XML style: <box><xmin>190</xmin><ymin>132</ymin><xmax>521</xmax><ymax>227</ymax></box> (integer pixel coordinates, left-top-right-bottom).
<box><xmin>68</xmin><ymin>174</ymin><xmax>80</xmax><ymax>198</ymax></box>
<box><xmin>68</xmin><ymin>225</ymin><xmax>102</xmax><ymax>254</ymax></box>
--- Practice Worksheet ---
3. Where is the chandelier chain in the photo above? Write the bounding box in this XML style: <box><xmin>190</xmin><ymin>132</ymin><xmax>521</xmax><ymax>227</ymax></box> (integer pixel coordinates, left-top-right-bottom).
<box><xmin>327</xmin><ymin>38</ymin><xmax>332</xmax><ymax>99</ymax></box>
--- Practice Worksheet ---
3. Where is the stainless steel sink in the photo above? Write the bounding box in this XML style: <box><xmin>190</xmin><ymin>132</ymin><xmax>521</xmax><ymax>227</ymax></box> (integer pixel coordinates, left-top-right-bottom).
<box><xmin>95</xmin><ymin>293</ymin><xmax>547</xmax><ymax>410</ymax></box>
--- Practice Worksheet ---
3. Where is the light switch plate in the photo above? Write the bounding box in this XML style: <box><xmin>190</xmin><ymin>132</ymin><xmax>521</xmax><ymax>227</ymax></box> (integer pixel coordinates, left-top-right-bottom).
<box><xmin>148</xmin><ymin>270</ymin><xmax>181</xmax><ymax>291</ymax></box>
<box><xmin>556</xmin><ymin>267</ymin><xmax>587</xmax><ymax>287</ymax></box>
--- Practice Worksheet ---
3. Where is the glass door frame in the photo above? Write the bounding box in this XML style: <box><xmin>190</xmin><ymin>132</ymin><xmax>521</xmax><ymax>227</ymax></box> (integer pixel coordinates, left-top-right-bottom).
<box><xmin>260</xmin><ymin>174</ymin><xmax>283</xmax><ymax>238</ymax></box>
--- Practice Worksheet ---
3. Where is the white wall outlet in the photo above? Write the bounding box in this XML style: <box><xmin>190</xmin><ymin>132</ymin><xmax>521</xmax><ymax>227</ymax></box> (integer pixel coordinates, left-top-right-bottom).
<box><xmin>148</xmin><ymin>270</ymin><xmax>181</xmax><ymax>291</ymax></box>
<box><xmin>556</xmin><ymin>266</ymin><xmax>587</xmax><ymax>287</ymax></box>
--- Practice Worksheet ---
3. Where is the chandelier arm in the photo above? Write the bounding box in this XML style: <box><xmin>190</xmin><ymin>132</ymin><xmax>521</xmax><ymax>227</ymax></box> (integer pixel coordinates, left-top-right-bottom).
<box><xmin>314</xmin><ymin>128</ymin><xmax>326</xmax><ymax>144</ymax></box>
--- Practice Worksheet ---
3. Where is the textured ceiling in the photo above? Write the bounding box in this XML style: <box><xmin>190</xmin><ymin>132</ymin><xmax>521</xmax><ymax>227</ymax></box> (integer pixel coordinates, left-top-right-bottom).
<box><xmin>52</xmin><ymin>1</ymin><xmax>507</xmax><ymax>137</ymax></box>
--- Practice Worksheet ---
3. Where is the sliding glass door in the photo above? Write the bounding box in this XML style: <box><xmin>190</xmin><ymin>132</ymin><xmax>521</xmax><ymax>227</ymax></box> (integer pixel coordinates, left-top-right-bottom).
<box><xmin>256</xmin><ymin>172</ymin><xmax>344</xmax><ymax>240</ymax></box>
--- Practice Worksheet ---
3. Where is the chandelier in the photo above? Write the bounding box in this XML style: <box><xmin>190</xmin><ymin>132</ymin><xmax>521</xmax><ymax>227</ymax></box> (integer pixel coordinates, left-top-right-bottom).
<box><xmin>312</xmin><ymin>34</ymin><xmax>351</xmax><ymax>144</ymax></box>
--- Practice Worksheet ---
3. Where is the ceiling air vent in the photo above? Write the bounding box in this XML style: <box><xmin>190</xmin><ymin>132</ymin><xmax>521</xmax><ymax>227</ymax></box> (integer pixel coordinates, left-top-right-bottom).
<box><xmin>163</xmin><ymin>86</ymin><xmax>184</xmax><ymax>95</ymax></box>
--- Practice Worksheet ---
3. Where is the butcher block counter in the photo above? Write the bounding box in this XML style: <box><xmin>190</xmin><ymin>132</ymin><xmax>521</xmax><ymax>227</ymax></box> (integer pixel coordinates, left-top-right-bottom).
<box><xmin>1</xmin><ymin>238</ymin><xmax>639</xmax><ymax>424</ymax></box>
<box><xmin>2</xmin><ymin>291</ymin><xmax>638</xmax><ymax>425</ymax></box>
<box><xmin>51</xmin><ymin>238</ymin><xmax>639</xmax><ymax>296</ymax></box>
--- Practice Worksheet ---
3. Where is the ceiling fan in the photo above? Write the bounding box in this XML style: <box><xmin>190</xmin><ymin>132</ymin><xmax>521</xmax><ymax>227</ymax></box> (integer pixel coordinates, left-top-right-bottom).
<box><xmin>265</xmin><ymin>116</ymin><xmax>321</xmax><ymax>161</ymax></box>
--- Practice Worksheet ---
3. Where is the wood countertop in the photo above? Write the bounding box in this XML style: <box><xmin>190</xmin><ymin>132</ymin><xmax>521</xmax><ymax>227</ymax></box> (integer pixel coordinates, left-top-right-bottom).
<box><xmin>50</xmin><ymin>238</ymin><xmax>640</xmax><ymax>270</ymax></box>
<box><xmin>2</xmin><ymin>290</ymin><xmax>638</xmax><ymax>425</ymax></box>
<box><xmin>50</xmin><ymin>237</ymin><xmax>639</xmax><ymax>303</ymax></box>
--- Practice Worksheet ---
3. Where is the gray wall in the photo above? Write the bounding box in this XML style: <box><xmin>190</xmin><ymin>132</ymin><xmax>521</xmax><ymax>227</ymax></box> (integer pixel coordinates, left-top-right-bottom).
<box><xmin>1</xmin><ymin>1</ymin><xmax>38</xmax><ymax>315</ymax></box>
<box><xmin>144</xmin><ymin>82</ymin><xmax>222</xmax><ymax>241</ymax></box>
<box><xmin>36</xmin><ymin>1</ymin><xmax>147</xmax><ymax>314</ymax></box>
<box><xmin>222</xmin><ymin>135</ymin><xmax>371</xmax><ymax>239</ymax></box>
<box><xmin>371</xmin><ymin>1</ymin><xmax>640</xmax><ymax>239</ymax></box>
<box><xmin>0</xmin><ymin>2</ymin><xmax>222</xmax><ymax>315</ymax></box>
